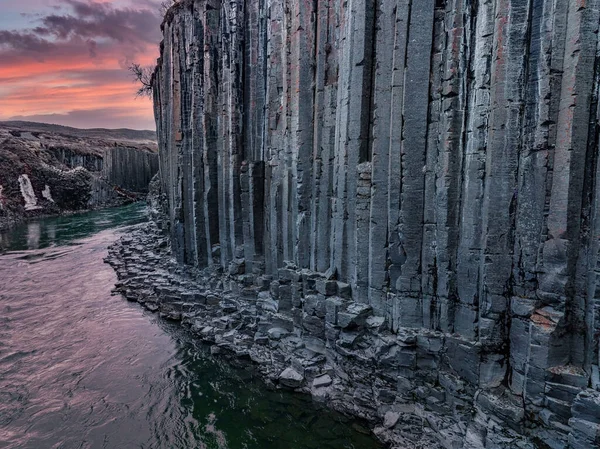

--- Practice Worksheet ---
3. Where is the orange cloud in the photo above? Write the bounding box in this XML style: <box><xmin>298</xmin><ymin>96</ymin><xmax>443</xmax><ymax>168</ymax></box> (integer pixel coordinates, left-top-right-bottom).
<box><xmin>0</xmin><ymin>0</ymin><xmax>161</xmax><ymax>130</ymax></box>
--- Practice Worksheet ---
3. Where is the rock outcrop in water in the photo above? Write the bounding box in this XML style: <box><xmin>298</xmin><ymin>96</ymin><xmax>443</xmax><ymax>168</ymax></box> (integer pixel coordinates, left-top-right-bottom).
<box><xmin>146</xmin><ymin>1</ymin><xmax>600</xmax><ymax>447</ymax></box>
<box><xmin>0</xmin><ymin>122</ymin><xmax>159</xmax><ymax>229</ymax></box>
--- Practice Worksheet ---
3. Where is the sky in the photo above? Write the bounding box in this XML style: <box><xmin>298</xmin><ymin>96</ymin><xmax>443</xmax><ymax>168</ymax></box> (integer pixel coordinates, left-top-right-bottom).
<box><xmin>0</xmin><ymin>0</ymin><xmax>163</xmax><ymax>130</ymax></box>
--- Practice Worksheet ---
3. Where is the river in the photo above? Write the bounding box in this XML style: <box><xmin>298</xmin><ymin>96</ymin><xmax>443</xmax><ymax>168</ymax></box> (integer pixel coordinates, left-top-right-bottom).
<box><xmin>0</xmin><ymin>204</ymin><xmax>383</xmax><ymax>449</ymax></box>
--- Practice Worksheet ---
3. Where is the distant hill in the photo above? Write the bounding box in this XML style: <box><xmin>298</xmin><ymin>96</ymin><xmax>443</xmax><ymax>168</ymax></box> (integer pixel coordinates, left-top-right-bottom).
<box><xmin>0</xmin><ymin>121</ymin><xmax>157</xmax><ymax>145</ymax></box>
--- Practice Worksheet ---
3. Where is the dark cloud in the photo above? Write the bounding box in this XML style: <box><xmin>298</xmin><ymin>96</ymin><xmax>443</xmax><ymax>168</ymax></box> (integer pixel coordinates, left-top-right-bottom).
<box><xmin>0</xmin><ymin>30</ymin><xmax>52</xmax><ymax>53</ymax></box>
<box><xmin>87</xmin><ymin>39</ymin><xmax>97</xmax><ymax>58</ymax></box>
<box><xmin>0</xmin><ymin>1</ymin><xmax>161</xmax><ymax>60</ymax></box>
<box><xmin>35</xmin><ymin>1</ymin><xmax>161</xmax><ymax>44</ymax></box>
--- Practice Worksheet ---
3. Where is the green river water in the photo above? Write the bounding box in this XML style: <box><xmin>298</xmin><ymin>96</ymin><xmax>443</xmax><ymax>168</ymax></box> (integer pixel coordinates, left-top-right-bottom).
<box><xmin>0</xmin><ymin>204</ymin><xmax>384</xmax><ymax>449</ymax></box>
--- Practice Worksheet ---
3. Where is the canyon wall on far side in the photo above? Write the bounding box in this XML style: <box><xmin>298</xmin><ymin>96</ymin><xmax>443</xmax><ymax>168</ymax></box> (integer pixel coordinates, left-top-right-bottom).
<box><xmin>152</xmin><ymin>1</ymin><xmax>600</xmax><ymax>447</ymax></box>
<box><xmin>0</xmin><ymin>122</ymin><xmax>158</xmax><ymax>229</ymax></box>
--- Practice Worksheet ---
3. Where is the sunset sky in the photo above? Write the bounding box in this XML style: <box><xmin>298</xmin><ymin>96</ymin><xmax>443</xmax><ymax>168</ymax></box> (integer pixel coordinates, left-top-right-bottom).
<box><xmin>0</xmin><ymin>0</ymin><xmax>163</xmax><ymax>130</ymax></box>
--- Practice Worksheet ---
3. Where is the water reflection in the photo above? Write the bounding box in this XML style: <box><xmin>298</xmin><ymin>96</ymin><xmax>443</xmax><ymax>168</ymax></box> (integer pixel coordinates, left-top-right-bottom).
<box><xmin>26</xmin><ymin>222</ymin><xmax>41</xmax><ymax>250</ymax></box>
<box><xmin>0</xmin><ymin>206</ymin><xmax>385</xmax><ymax>449</ymax></box>
<box><xmin>46</xmin><ymin>223</ymin><xmax>56</xmax><ymax>241</ymax></box>
<box><xmin>0</xmin><ymin>202</ymin><xmax>148</xmax><ymax>253</ymax></box>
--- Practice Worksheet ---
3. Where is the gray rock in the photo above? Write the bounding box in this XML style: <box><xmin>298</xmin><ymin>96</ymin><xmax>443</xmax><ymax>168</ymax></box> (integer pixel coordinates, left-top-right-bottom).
<box><xmin>279</xmin><ymin>367</ymin><xmax>304</xmax><ymax>388</ymax></box>
<box><xmin>312</xmin><ymin>374</ymin><xmax>333</xmax><ymax>389</ymax></box>
<box><xmin>316</xmin><ymin>279</ymin><xmax>337</xmax><ymax>296</ymax></box>
<box><xmin>267</xmin><ymin>327</ymin><xmax>289</xmax><ymax>340</ymax></box>
<box><xmin>337</xmin><ymin>303</ymin><xmax>372</xmax><ymax>329</ymax></box>
<box><xmin>383</xmin><ymin>411</ymin><xmax>400</xmax><ymax>429</ymax></box>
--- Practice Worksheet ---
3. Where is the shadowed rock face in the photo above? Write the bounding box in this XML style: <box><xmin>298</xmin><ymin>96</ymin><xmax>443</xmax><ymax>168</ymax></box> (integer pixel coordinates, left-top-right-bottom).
<box><xmin>152</xmin><ymin>1</ymin><xmax>600</xmax><ymax>447</ymax></box>
<box><xmin>0</xmin><ymin>122</ymin><xmax>159</xmax><ymax>229</ymax></box>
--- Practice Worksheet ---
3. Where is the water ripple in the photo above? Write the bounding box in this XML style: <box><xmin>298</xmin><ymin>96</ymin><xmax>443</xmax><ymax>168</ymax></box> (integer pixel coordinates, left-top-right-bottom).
<box><xmin>0</xmin><ymin>208</ymin><xmax>383</xmax><ymax>449</ymax></box>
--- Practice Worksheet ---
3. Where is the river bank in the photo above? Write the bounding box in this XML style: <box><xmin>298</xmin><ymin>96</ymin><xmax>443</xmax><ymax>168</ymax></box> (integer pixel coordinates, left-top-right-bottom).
<box><xmin>105</xmin><ymin>220</ymin><xmax>474</xmax><ymax>449</ymax></box>
<box><xmin>0</xmin><ymin>204</ymin><xmax>383</xmax><ymax>449</ymax></box>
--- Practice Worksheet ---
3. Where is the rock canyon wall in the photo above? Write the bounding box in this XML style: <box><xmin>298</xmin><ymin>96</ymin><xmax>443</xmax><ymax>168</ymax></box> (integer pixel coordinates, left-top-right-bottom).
<box><xmin>0</xmin><ymin>122</ymin><xmax>158</xmax><ymax>229</ymax></box>
<box><xmin>151</xmin><ymin>1</ymin><xmax>600</xmax><ymax>447</ymax></box>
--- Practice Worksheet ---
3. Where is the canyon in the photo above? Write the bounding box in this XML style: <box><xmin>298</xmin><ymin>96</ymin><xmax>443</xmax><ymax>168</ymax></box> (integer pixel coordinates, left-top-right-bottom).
<box><xmin>0</xmin><ymin>122</ymin><xmax>159</xmax><ymax>230</ymax></box>
<box><xmin>112</xmin><ymin>0</ymin><xmax>600</xmax><ymax>448</ymax></box>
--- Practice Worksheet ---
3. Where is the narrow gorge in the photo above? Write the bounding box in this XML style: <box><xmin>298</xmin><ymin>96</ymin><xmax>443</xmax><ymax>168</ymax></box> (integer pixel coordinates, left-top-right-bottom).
<box><xmin>0</xmin><ymin>122</ymin><xmax>159</xmax><ymax>230</ymax></box>
<box><xmin>111</xmin><ymin>0</ymin><xmax>600</xmax><ymax>448</ymax></box>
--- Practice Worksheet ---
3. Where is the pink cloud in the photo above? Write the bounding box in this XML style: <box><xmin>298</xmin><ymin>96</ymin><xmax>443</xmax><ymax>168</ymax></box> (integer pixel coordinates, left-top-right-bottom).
<box><xmin>0</xmin><ymin>0</ymin><xmax>161</xmax><ymax>130</ymax></box>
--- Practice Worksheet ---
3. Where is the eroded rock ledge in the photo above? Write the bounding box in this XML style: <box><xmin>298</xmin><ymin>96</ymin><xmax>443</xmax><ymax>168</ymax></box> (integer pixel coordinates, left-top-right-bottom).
<box><xmin>147</xmin><ymin>0</ymin><xmax>600</xmax><ymax>448</ymax></box>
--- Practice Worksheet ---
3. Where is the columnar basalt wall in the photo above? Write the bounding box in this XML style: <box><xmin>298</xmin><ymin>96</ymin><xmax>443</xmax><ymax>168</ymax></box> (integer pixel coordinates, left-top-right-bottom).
<box><xmin>102</xmin><ymin>147</ymin><xmax>160</xmax><ymax>194</ymax></box>
<box><xmin>153</xmin><ymin>1</ymin><xmax>600</xmax><ymax>447</ymax></box>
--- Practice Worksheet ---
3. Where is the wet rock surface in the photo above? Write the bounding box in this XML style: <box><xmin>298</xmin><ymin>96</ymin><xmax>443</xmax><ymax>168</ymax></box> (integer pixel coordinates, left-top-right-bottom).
<box><xmin>106</xmin><ymin>223</ymin><xmax>443</xmax><ymax>448</ymax></box>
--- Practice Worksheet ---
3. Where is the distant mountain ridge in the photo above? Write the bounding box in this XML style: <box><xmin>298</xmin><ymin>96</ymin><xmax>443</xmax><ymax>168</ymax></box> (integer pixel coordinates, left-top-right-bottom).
<box><xmin>0</xmin><ymin>121</ymin><xmax>157</xmax><ymax>143</ymax></box>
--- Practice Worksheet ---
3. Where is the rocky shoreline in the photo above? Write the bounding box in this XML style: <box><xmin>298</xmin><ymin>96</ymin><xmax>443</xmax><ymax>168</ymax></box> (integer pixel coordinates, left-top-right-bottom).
<box><xmin>106</xmin><ymin>212</ymin><xmax>548</xmax><ymax>449</ymax></box>
<box><xmin>105</xmin><ymin>222</ymin><xmax>438</xmax><ymax>449</ymax></box>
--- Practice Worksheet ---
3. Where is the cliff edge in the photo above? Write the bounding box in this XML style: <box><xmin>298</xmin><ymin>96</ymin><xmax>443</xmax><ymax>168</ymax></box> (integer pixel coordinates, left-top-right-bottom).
<box><xmin>148</xmin><ymin>1</ymin><xmax>600</xmax><ymax>447</ymax></box>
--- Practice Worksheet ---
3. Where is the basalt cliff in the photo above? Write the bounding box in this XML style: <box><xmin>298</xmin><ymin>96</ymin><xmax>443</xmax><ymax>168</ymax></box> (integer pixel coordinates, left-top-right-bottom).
<box><xmin>125</xmin><ymin>0</ymin><xmax>600</xmax><ymax>447</ymax></box>
<box><xmin>0</xmin><ymin>122</ymin><xmax>159</xmax><ymax>230</ymax></box>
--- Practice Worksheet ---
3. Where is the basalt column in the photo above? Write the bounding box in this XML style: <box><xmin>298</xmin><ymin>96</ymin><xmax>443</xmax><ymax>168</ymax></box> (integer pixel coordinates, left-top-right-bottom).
<box><xmin>154</xmin><ymin>1</ymin><xmax>600</xmax><ymax>447</ymax></box>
